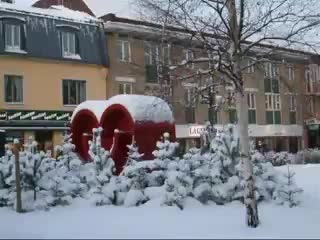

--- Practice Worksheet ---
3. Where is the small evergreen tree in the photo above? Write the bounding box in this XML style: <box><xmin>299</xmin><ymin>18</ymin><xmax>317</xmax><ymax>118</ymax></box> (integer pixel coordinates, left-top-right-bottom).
<box><xmin>123</xmin><ymin>140</ymin><xmax>148</xmax><ymax>207</ymax></box>
<box><xmin>162</xmin><ymin>169</ymin><xmax>193</xmax><ymax>210</ymax></box>
<box><xmin>149</xmin><ymin>132</ymin><xmax>179</xmax><ymax>187</ymax></box>
<box><xmin>21</xmin><ymin>138</ymin><xmax>48</xmax><ymax>201</ymax></box>
<box><xmin>274</xmin><ymin>164</ymin><xmax>303</xmax><ymax>207</ymax></box>
<box><xmin>87</xmin><ymin>127</ymin><xmax>117</xmax><ymax>206</ymax></box>
<box><xmin>0</xmin><ymin>145</ymin><xmax>15</xmax><ymax>206</ymax></box>
<box><xmin>55</xmin><ymin>133</ymin><xmax>78</xmax><ymax>171</ymax></box>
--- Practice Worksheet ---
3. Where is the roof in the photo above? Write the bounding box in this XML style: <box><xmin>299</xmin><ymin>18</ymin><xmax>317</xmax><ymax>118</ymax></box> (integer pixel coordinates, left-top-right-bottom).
<box><xmin>15</xmin><ymin>0</ymin><xmax>133</xmax><ymax>18</ymax></box>
<box><xmin>32</xmin><ymin>0</ymin><xmax>95</xmax><ymax>16</ymax></box>
<box><xmin>102</xmin><ymin>14</ymin><xmax>320</xmax><ymax>58</ymax></box>
<box><xmin>71</xmin><ymin>95</ymin><xmax>174</xmax><ymax>123</ymax></box>
<box><xmin>0</xmin><ymin>1</ymin><xmax>100</xmax><ymax>24</ymax></box>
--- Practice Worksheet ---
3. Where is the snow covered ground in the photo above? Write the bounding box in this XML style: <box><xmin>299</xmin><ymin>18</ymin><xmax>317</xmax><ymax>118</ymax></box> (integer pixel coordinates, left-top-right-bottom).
<box><xmin>0</xmin><ymin>164</ymin><xmax>319</xmax><ymax>239</ymax></box>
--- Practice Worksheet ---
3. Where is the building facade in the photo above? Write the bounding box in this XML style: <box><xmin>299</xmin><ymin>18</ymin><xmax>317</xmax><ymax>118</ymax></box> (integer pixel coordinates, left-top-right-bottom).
<box><xmin>0</xmin><ymin>3</ymin><xmax>108</xmax><ymax>154</ymax></box>
<box><xmin>101</xmin><ymin>14</ymin><xmax>320</xmax><ymax>154</ymax></box>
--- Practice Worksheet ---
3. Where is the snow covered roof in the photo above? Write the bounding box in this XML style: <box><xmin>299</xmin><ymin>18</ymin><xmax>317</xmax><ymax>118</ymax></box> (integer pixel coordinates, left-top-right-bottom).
<box><xmin>0</xmin><ymin>2</ymin><xmax>100</xmax><ymax>25</ymax></box>
<box><xmin>71</xmin><ymin>95</ymin><xmax>174</xmax><ymax>123</ymax></box>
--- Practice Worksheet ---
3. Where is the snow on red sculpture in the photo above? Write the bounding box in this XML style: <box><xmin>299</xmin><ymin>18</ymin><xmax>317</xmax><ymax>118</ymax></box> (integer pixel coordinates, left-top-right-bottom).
<box><xmin>70</xmin><ymin>95</ymin><xmax>176</xmax><ymax>174</ymax></box>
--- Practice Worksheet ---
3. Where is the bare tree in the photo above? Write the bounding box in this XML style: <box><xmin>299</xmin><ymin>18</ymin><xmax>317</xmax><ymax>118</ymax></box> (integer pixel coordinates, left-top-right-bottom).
<box><xmin>134</xmin><ymin>0</ymin><xmax>320</xmax><ymax>227</ymax></box>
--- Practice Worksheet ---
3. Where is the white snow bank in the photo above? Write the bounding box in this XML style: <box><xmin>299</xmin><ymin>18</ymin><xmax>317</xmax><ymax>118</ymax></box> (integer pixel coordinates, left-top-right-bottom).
<box><xmin>1</xmin><ymin>164</ymin><xmax>320</xmax><ymax>238</ymax></box>
<box><xmin>0</xmin><ymin>3</ymin><xmax>99</xmax><ymax>24</ymax></box>
<box><xmin>71</xmin><ymin>95</ymin><xmax>174</xmax><ymax>123</ymax></box>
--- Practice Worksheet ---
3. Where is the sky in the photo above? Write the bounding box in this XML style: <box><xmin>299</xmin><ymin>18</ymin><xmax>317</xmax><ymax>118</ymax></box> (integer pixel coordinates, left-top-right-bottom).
<box><xmin>14</xmin><ymin>0</ymin><xmax>135</xmax><ymax>17</ymax></box>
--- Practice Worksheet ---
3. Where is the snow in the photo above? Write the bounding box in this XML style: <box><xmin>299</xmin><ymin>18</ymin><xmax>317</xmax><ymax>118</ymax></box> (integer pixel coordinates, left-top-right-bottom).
<box><xmin>0</xmin><ymin>164</ymin><xmax>319</xmax><ymax>238</ymax></box>
<box><xmin>71</xmin><ymin>94</ymin><xmax>174</xmax><ymax>123</ymax></box>
<box><xmin>0</xmin><ymin>2</ymin><xmax>100</xmax><ymax>25</ymax></box>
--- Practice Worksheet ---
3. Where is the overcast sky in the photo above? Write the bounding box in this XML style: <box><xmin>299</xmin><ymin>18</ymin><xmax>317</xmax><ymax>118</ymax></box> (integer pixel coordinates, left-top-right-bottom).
<box><xmin>14</xmin><ymin>0</ymin><xmax>135</xmax><ymax>17</ymax></box>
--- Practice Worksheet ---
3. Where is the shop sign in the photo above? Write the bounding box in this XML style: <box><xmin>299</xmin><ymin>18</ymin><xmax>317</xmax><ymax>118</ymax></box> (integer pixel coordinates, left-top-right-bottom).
<box><xmin>0</xmin><ymin>110</ymin><xmax>72</xmax><ymax>122</ymax></box>
<box><xmin>189</xmin><ymin>125</ymin><xmax>206</xmax><ymax>137</ymax></box>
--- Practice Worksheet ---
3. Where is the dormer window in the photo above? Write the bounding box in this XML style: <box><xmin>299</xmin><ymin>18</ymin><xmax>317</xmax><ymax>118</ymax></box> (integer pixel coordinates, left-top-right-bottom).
<box><xmin>5</xmin><ymin>24</ymin><xmax>21</xmax><ymax>51</ymax></box>
<box><xmin>61</xmin><ymin>31</ymin><xmax>80</xmax><ymax>59</ymax></box>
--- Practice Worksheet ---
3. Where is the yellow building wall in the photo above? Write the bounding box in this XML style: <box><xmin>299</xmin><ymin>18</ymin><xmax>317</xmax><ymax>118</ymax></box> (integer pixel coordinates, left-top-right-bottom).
<box><xmin>0</xmin><ymin>56</ymin><xmax>108</xmax><ymax>111</ymax></box>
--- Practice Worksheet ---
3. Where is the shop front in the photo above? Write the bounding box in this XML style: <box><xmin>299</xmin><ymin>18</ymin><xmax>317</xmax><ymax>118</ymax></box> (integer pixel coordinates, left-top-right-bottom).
<box><xmin>0</xmin><ymin>109</ymin><xmax>72</xmax><ymax>156</ymax></box>
<box><xmin>176</xmin><ymin>124</ymin><xmax>303</xmax><ymax>153</ymax></box>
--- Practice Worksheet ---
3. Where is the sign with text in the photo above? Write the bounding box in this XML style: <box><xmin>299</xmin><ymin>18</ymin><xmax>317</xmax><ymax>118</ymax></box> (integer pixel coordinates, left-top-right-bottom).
<box><xmin>188</xmin><ymin>125</ymin><xmax>206</xmax><ymax>137</ymax></box>
<box><xmin>0</xmin><ymin>110</ymin><xmax>72</xmax><ymax>122</ymax></box>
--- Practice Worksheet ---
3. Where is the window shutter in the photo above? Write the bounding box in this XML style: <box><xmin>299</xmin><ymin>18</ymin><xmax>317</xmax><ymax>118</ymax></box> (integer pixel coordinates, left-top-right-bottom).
<box><xmin>75</xmin><ymin>33</ymin><xmax>80</xmax><ymax>55</ymax></box>
<box><xmin>20</xmin><ymin>25</ymin><xmax>26</xmax><ymax>50</ymax></box>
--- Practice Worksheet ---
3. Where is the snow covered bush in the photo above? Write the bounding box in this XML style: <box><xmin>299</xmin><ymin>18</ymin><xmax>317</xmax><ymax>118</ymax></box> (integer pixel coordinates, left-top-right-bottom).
<box><xmin>304</xmin><ymin>149</ymin><xmax>320</xmax><ymax>164</ymax></box>
<box><xmin>265</xmin><ymin>151</ymin><xmax>289</xmax><ymax>166</ymax></box>
<box><xmin>162</xmin><ymin>169</ymin><xmax>193</xmax><ymax>210</ymax></box>
<box><xmin>86</xmin><ymin>127</ymin><xmax>117</xmax><ymax>206</ymax></box>
<box><xmin>123</xmin><ymin>141</ymin><xmax>148</xmax><ymax>207</ymax></box>
<box><xmin>149</xmin><ymin>132</ymin><xmax>179</xmax><ymax>187</ymax></box>
<box><xmin>55</xmin><ymin>133</ymin><xmax>79</xmax><ymax>171</ymax></box>
<box><xmin>274</xmin><ymin>164</ymin><xmax>303</xmax><ymax>207</ymax></box>
<box><xmin>0</xmin><ymin>144</ymin><xmax>15</xmax><ymax>207</ymax></box>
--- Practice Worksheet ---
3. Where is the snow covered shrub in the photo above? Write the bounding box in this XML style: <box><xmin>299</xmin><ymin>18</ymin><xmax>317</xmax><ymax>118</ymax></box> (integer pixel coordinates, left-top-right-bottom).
<box><xmin>162</xmin><ymin>169</ymin><xmax>193</xmax><ymax>210</ymax></box>
<box><xmin>0</xmin><ymin>145</ymin><xmax>15</xmax><ymax>207</ymax></box>
<box><xmin>87</xmin><ymin>127</ymin><xmax>117</xmax><ymax>206</ymax></box>
<box><xmin>55</xmin><ymin>133</ymin><xmax>78</xmax><ymax>171</ymax></box>
<box><xmin>149</xmin><ymin>132</ymin><xmax>179</xmax><ymax>187</ymax></box>
<box><xmin>123</xmin><ymin>141</ymin><xmax>148</xmax><ymax>207</ymax></box>
<box><xmin>245</xmin><ymin>151</ymin><xmax>282</xmax><ymax>202</ymax></box>
<box><xmin>304</xmin><ymin>149</ymin><xmax>320</xmax><ymax>164</ymax></box>
<box><xmin>208</xmin><ymin>125</ymin><xmax>242</xmax><ymax>204</ymax></box>
<box><xmin>270</xmin><ymin>152</ymin><xmax>290</xmax><ymax>166</ymax></box>
<box><xmin>182</xmin><ymin>148</ymin><xmax>212</xmax><ymax>204</ymax></box>
<box><xmin>20</xmin><ymin>139</ymin><xmax>53</xmax><ymax>201</ymax></box>
<box><xmin>40</xmin><ymin>163</ymin><xmax>74</xmax><ymax>207</ymax></box>
<box><xmin>274</xmin><ymin>164</ymin><xmax>303</xmax><ymax>207</ymax></box>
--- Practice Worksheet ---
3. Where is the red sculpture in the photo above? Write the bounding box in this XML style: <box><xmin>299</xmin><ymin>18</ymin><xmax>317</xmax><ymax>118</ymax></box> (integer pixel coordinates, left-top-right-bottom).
<box><xmin>70</xmin><ymin>95</ymin><xmax>176</xmax><ymax>174</ymax></box>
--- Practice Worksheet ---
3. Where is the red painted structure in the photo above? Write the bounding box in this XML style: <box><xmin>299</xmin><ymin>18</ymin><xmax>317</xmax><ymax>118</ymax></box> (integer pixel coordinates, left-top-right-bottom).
<box><xmin>70</xmin><ymin>95</ymin><xmax>175</xmax><ymax>174</ymax></box>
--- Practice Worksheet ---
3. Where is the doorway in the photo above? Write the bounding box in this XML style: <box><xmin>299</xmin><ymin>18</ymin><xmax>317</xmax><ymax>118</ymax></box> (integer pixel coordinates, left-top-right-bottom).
<box><xmin>35</xmin><ymin>131</ymin><xmax>53</xmax><ymax>153</ymax></box>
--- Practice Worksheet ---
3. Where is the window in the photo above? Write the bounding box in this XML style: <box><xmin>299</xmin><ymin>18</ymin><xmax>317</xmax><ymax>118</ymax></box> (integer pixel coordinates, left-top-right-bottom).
<box><xmin>185</xmin><ymin>87</ymin><xmax>196</xmax><ymax>123</ymax></box>
<box><xmin>305</xmin><ymin>66</ymin><xmax>313</xmax><ymax>93</ymax></box>
<box><xmin>265</xmin><ymin>62</ymin><xmax>281</xmax><ymax>124</ymax></box>
<box><xmin>264</xmin><ymin>62</ymin><xmax>278</xmax><ymax>78</ymax></box>
<box><xmin>185</xmin><ymin>49</ymin><xmax>194</xmax><ymax>68</ymax></box>
<box><xmin>145</xmin><ymin>42</ymin><xmax>159</xmax><ymax>83</ymax></box>
<box><xmin>289</xmin><ymin>95</ymin><xmax>297</xmax><ymax>124</ymax></box>
<box><xmin>61</xmin><ymin>31</ymin><xmax>78</xmax><ymax>58</ymax></box>
<box><xmin>117</xmin><ymin>34</ymin><xmax>131</xmax><ymax>62</ymax></box>
<box><xmin>119</xmin><ymin>82</ymin><xmax>132</xmax><ymax>94</ymax></box>
<box><xmin>288</xmin><ymin>65</ymin><xmax>294</xmax><ymax>81</ymax></box>
<box><xmin>308</xmin><ymin>97</ymin><xmax>315</xmax><ymax>115</ymax></box>
<box><xmin>63</xmin><ymin>80</ymin><xmax>86</xmax><ymax>105</ymax></box>
<box><xmin>5</xmin><ymin>24</ymin><xmax>21</xmax><ymax>50</ymax></box>
<box><xmin>264</xmin><ymin>76</ymin><xmax>280</xmax><ymax>93</ymax></box>
<box><xmin>265</xmin><ymin>94</ymin><xmax>281</xmax><ymax>124</ymax></box>
<box><xmin>247</xmin><ymin>92</ymin><xmax>256</xmax><ymax>124</ymax></box>
<box><xmin>162</xmin><ymin>44</ymin><xmax>171</xmax><ymax>66</ymax></box>
<box><xmin>247</xmin><ymin>59</ymin><xmax>255</xmax><ymax>73</ymax></box>
<box><xmin>4</xmin><ymin>75</ymin><xmax>23</xmax><ymax>103</ymax></box>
